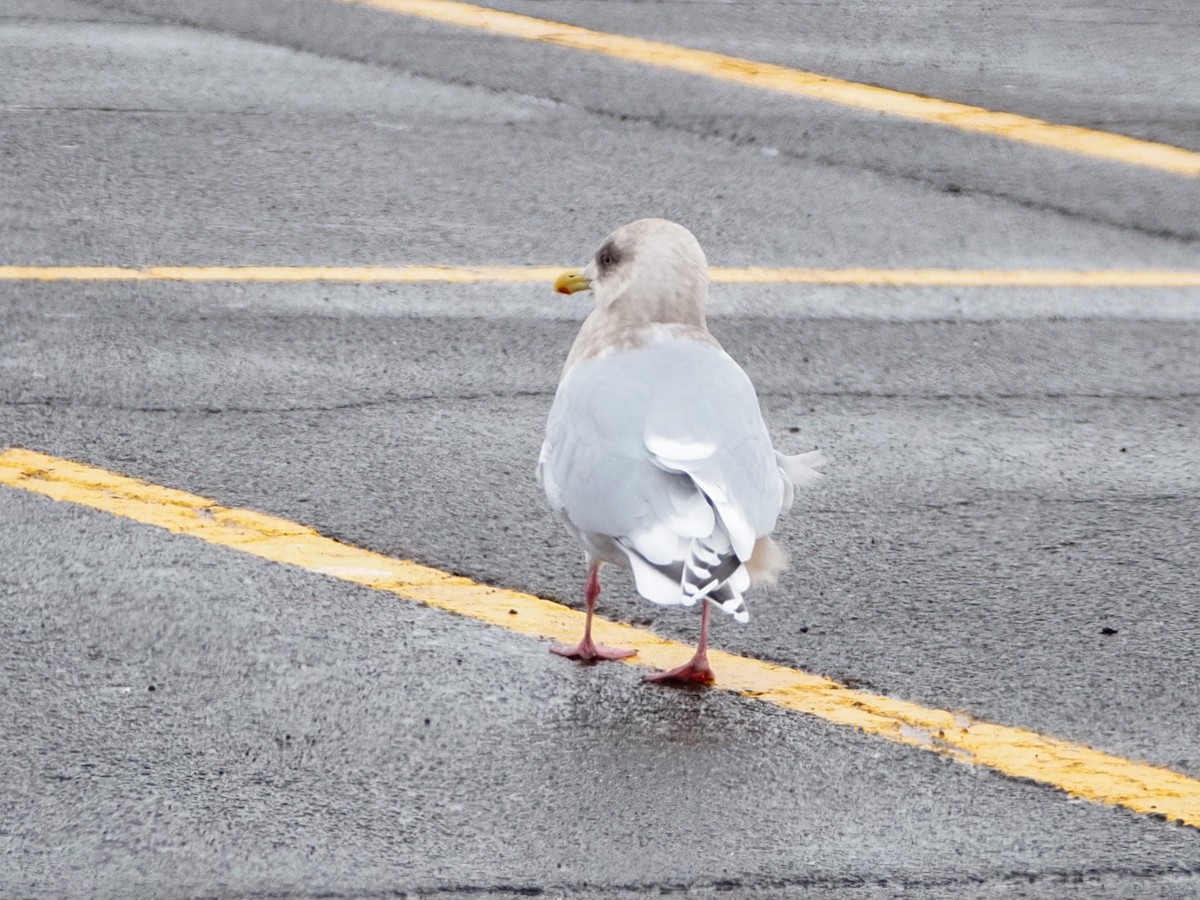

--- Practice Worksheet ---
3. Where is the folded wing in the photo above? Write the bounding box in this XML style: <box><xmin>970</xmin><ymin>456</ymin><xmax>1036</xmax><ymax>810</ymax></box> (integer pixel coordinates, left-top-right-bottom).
<box><xmin>539</xmin><ymin>332</ymin><xmax>803</xmax><ymax>622</ymax></box>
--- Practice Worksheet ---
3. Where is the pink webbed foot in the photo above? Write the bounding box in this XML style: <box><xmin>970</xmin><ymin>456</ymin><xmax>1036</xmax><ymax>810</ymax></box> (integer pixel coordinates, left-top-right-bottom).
<box><xmin>551</xmin><ymin>563</ymin><xmax>636</xmax><ymax>663</ymax></box>
<box><xmin>646</xmin><ymin>600</ymin><xmax>717</xmax><ymax>685</ymax></box>
<box><xmin>644</xmin><ymin>656</ymin><xmax>716</xmax><ymax>685</ymax></box>
<box><xmin>550</xmin><ymin>636</ymin><xmax>637</xmax><ymax>663</ymax></box>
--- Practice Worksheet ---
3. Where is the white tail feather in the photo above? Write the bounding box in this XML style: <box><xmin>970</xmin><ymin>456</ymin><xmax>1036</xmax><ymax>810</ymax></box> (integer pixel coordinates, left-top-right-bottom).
<box><xmin>745</xmin><ymin>536</ymin><xmax>788</xmax><ymax>586</ymax></box>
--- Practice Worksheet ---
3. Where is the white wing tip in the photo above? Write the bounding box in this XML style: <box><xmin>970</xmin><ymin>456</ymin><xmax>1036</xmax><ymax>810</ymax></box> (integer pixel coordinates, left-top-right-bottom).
<box><xmin>717</xmin><ymin>596</ymin><xmax>750</xmax><ymax>623</ymax></box>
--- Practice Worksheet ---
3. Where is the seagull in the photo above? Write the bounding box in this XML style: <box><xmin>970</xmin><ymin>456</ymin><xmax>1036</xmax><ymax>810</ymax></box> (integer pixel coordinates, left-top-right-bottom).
<box><xmin>538</xmin><ymin>219</ymin><xmax>824</xmax><ymax>684</ymax></box>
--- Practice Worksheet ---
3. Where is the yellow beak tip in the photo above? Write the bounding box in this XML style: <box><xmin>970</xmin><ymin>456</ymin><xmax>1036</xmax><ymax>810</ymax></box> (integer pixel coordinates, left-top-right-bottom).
<box><xmin>554</xmin><ymin>270</ymin><xmax>591</xmax><ymax>294</ymax></box>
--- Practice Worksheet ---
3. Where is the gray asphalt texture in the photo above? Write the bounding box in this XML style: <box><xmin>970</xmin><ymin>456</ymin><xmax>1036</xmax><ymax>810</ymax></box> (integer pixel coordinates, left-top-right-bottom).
<box><xmin>2</xmin><ymin>0</ymin><xmax>1200</xmax><ymax>897</ymax></box>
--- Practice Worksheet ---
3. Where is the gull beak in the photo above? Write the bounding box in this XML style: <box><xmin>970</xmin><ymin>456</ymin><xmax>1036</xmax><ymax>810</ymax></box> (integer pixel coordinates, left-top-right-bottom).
<box><xmin>554</xmin><ymin>269</ymin><xmax>592</xmax><ymax>295</ymax></box>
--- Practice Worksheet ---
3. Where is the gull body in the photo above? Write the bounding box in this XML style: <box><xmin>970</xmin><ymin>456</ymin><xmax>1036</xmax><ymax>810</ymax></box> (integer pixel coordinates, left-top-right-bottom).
<box><xmin>538</xmin><ymin>219</ymin><xmax>823</xmax><ymax>682</ymax></box>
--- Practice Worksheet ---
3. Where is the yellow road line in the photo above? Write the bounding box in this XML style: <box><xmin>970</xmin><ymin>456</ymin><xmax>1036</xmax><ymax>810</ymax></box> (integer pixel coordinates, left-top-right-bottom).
<box><xmin>0</xmin><ymin>265</ymin><xmax>565</xmax><ymax>284</ymax></box>
<box><xmin>3</xmin><ymin>445</ymin><xmax>1199</xmax><ymax>828</ymax></box>
<box><xmin>711</xmin><ymin>268</ymin><xmax>1200</xmax><ymax>288</ymax></box>
<box><xmin>3</xmin><ymin>265</ymin><xmax>1200</xmax><ymax>287</ymax></box>
<box><xmin>339</xmin><ymin>0</ymin><xmax>1200</xmax><ymax>178</ymax></box>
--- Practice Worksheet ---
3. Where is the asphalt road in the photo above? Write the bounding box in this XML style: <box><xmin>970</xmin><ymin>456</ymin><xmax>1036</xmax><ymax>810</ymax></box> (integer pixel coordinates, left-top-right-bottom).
<box><xmin>2</xmin><ymin>0</ymin><xmax>1200</xmax><ymax>897</ymax></box>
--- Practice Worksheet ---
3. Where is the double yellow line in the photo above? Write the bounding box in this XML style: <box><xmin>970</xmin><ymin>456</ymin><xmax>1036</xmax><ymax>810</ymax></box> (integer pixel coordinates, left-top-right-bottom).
<box><xmin>340</xmin><ymin>0</ymin><xmax>1200</xmax><ymax>178</ymax></box>
<box><xmin>3</xmin><ymin>446</ymin><xmax>1199</xmax><ymax>829</ymax></box>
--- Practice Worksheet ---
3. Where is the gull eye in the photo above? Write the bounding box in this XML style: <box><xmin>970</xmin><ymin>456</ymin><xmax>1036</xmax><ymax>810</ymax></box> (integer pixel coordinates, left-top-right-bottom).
<box><xmin>596</xmin><ymin>241</ymin><xmax>621</xmax><ymax>271</ymax></box>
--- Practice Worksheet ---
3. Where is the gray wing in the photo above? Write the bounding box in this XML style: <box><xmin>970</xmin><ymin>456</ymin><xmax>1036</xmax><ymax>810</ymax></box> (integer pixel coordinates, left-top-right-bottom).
<box><xmin>538</xmin><ymin>335</ymin><xmax>787</xmax><ymax>621</ymax></box>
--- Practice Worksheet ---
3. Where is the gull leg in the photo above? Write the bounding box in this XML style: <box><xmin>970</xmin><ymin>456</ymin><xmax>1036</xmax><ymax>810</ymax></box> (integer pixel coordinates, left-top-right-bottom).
<box><xmin>645</xmin><ymin>600</ymin><xmax>716</xmax><ymax>685</ymax></box>
<box><xmin>550</xmin><ymin>563</ymin><xmax>637</xmax><ymax>662</ymax></box>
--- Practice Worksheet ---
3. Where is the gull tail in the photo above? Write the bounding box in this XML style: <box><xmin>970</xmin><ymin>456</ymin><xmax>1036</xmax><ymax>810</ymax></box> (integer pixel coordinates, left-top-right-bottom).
<box><xmin>745</xmin><ymin>535</ymin><xmax>788</xmax><ymax>586</ymax></box>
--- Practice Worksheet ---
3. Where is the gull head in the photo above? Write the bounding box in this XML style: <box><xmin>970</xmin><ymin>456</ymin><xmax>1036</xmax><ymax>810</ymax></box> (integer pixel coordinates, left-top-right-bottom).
<box><xmin>554</xmin><ymin>219</ymin><xmax>710</xmax><ymax>327</ymax></box>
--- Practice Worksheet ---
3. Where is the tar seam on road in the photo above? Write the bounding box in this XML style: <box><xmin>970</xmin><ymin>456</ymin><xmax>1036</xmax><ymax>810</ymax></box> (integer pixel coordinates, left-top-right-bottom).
<box><xmin>3</xmin><ymin>446</ymin><xmax>1198</xmax><ymax>829</ymax></box>
<box><xmin>4</xmin><ymin>266</ymin><xmax>1200</xmax><ymax>287</ymax></box>
<box><xmin>337</xmin><ymin>0</ymin><xmax>1200</xmax><ymax>178</ymax></box>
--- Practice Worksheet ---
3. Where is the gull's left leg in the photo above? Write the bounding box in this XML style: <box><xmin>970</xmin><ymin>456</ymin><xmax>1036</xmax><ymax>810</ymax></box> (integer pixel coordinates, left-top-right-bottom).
<box><xmin>645</xmin><ymin>600</ymin><xmax>716</xmax><ymax>685</ymax></box>
<box><xmin>550</xmin><ymin>563</ymin><xmax>637</xmax><ymax>662</ymax></box>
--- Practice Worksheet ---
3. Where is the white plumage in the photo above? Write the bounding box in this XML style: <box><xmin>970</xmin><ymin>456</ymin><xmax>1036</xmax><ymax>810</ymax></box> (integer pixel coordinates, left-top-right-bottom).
<box><xmin>538</xmin><ymin>218</ymin><xmax>824</xmax><ymax>682</ymax></box>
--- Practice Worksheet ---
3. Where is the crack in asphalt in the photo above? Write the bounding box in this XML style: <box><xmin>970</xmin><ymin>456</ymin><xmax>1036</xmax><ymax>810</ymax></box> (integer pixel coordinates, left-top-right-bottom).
<box><xmin>781</xmin><ymin>389</ymin><xmax>1200</xmax><ymax>402</ymax></box>
<box><xmin>78</xmin><ymin>0</ymin><xmax>1200</xmax><ymax>247</ymax></box>
<box><xmin>0</xmin><ymin>389</ymin><xmax>553</xmax><ymax>414</ymax></box>
<box><xmin>671</xmin><ymin>114</ymin><xmax>1200</xmax><ymax>245</ymax></box>
<box><xmin>2</xmin><ymin>104</ymin><xmax>276</xmax><ymax>116</ymax></box>
<box><xmin>919</xmin><ymin>493</ymin><xmax>1194</xmax><ymax>511</ymax></box>
<box><xmin>206</xmin><ymin>862</ymin><xmax>1200</xmax><ymax>897</ymax></box>
<box><xmin>2</xmin><ymin>387</ymin><xmax>1198</xmax><ymax>415</ymax></box>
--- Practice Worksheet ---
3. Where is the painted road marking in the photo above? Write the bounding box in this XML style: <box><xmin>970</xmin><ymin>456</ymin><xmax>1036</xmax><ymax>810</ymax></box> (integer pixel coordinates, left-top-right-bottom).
<box><xmin>2</xmin><ymin>445</ymin><xmax>1199</xmax><ymax>828</ymax></box>
<box><xmin>0</xmin><ymin>265</ymin><xmax>563</xmax><ymax>284</ymax></box>
<box><xmin>338</xmin><ymin>0</ymin><xmax>1200</xmax><ymax>178</ymax></box>
<box><xmin>3</xmin><ymin>265</ymin><xmax>1200</xmax><ymax>287</ymax></box>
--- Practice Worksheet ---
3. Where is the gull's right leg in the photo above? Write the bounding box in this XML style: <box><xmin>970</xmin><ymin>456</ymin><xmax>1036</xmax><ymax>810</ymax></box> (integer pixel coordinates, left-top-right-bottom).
<box><xmin>550</xmin><ymin>563</ymin><xmax>637</xmax><ymax>662</ymax></box>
